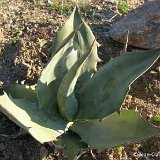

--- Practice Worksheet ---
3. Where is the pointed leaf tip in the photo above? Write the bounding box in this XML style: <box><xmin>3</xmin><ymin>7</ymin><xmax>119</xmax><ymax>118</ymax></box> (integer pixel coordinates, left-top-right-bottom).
<box><xmin>76</xmin><ymin>49</ymin><xmax>160</xmax><ymax>119</ymax></box>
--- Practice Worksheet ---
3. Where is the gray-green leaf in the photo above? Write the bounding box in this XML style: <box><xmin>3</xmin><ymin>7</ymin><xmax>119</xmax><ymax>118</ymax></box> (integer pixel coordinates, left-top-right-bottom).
<box><xmin>0</xmin><ymin>87</ymin><xmax>69</xmax><ymax>143</ymax></box>
<box><xmin>71</xmin><ymin>110</ymin><xmax>159</xmax><ymax>150</ymax></box>
<box><xmin>76</xmin><ymin>49</ymin><xmax>160</xmax><ymax>119</ymax></box>
<box><xmin>37</xmin><ymin>27</ymin><xmax>80</xmax><ymax>115</ymax></box>
<box><xmin>36</xmin><ymin>7</ymin><xmax>100</xmax><ymax>116</ymax></box>
<box><xmin>57</xmin><ymin>41</ymin><xmax>95</xmax><ymax>121</ymax></box>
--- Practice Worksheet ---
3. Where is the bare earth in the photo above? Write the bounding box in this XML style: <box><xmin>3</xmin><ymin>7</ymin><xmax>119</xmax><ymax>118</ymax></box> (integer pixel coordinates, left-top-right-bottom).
<box><xmin>0</xmin><ymin>0</ymin><xmax>159</xmax><ymax>160</ymax></box>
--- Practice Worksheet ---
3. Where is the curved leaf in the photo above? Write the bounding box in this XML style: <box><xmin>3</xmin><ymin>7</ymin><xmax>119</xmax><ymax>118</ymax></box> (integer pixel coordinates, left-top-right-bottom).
<box><xmin>37</xmin><ymin>29</ymin><xmax>80</xmax><ymax>115</ymax></box>
<box><xmin>76</xmin><ymin>49</ymin><xmax>160</xmax><ymax>119</ymax></box>
<box><xmin>71</xmin><ymin>110</ymin><xmax>159</xmax><ymax>150</ymax></box>
<box><xmin>57</xmin><ymin>41</ymin><xmax>95</xmax><ymax>121</ymax></box>
<box><xmin>37</xmin><ymin>7</ymin><xmax>100</xmax><ymax>116</ymax></box>
<box><xmin>0</xmin><ymin>91</ymin><xmax>69</xmax><ymax>143</ymax></box>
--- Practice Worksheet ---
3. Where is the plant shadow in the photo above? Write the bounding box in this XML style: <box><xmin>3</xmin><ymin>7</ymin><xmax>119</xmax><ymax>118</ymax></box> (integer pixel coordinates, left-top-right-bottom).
<box><xmin>0</xmin><ymin>42</ymin><xmax>28</xmax><ymax>85</ymax></box>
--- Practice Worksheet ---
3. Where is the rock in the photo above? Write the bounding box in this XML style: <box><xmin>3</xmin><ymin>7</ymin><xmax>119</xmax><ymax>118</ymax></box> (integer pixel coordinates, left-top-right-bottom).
<box><xmin>109</xmin><ymin>1</ymin><xmax>160</xmax><ymax>49</ymax></box>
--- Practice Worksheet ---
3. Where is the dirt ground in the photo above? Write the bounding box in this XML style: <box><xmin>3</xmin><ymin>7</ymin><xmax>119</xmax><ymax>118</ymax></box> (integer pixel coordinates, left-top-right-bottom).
<box><xmin>0</xmin><ymin>0</ymin><xmax>159</xmax><ymax>160</ymax></box>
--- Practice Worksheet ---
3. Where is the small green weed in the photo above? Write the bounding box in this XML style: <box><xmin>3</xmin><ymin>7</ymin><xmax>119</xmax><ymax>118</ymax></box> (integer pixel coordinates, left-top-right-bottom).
<box><xmin>73</xmin><ymin>0</ymin><xmax>91</xmax><ymax>13</ymax></box>
<box><xmin>145</xmin><ymin>83</ymin><xmax>152</xmax><ymax>92</ymax></box>
<box><xmin>53</xmin><ymin>1</ymin><xmax>72</xmax><ymax>15</ymax></box>
<box><xmin>117</xmin><ymin>146</ymin><xmax>124</xmax><ymax>154</ymax></box>
<box><xmin>0</xmin><ymin>0</ymin><xmax>5</xmax><ymax>8</ymax></box>
<box><xmin>10</xmin><ymin>30</ymin><xmax>22</xmax><ymax>45</ymax></box>
<box><xmin>117</xmin><ymin>0</ymin><xmax>131</xmax><ymax>14</ymax></box>
<box><xmin>152</xmin><ymin>116</ymin><xmax>160</xmax><ymax>123</ymax></box>
<box><xmin>51</xmin><ymin>0</ymin><xmax>91</xmax><ymax>15</ymax></box>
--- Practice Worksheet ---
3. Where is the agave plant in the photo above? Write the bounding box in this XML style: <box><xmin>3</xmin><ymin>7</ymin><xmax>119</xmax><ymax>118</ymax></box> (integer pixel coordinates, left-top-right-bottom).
<box><xmin>0</xmin><ymin>7</ymin><xmax>159</xmax><ymax>160</ymax></box>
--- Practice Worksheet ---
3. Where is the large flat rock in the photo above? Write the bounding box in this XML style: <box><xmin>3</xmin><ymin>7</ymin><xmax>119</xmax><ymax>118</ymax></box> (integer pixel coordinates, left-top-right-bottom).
<box><xmin>109</xmin><ymin>1</ymin><xmax>160</xmax><ymax>49</ymax></box>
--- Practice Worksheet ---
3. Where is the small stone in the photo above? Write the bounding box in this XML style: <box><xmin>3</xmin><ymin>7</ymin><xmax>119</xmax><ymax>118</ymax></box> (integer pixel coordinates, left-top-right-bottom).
<box><xmin>126</xmin><ymin>95</ymin><xmax>132</xmax><ymax>100</ymax></box>
<box><xmin>3</xmin><ymin>151</ymin><xmax>9</xmax><ymax>158</ymax></box>
<box><xmin>18</xmin><ymin>155</ymin><xmax>23</xmax><ymax>160</ymax></box>
<box><xmin>0</xmin><ymin>80</ymin><xmax>3</xmax><ymax>86</ymax></box>
<box><xmin>27</xmin><ymin>150</ymin><xmax>31</xmax><ymax>155</ymax></box>
<box><xmin>19</xmin><ymin>141</ymin><xmax>23</xmax><ymax>145</ymax></box>
<box><xmin>156</xmin><ymin>66</ymin><xmax>160</xmax><ymax>73</ymax></box>
<box><xmin>94</xmin><ymin>13</ymin><xmax>102</xmax><ymax>19</ymax></box>
<box><xmin>0</xmin><ymin>143</ymin><xmax>5</xmax><ymax>151</ymax></box>
<box><xmin>39</xmin><ymin>146</ymin><xmax>48</xmax><ymax>159</ymax></box>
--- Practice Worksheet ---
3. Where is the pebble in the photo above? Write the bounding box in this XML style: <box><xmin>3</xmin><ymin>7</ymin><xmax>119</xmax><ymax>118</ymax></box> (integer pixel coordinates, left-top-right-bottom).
<box><xmin>27</xmin><ymin>150</ymin><xmax>31</xmax><ymax>155</ymax></box>
<box><xmin>3</xmin><ymin>151</ymin><xmax>9</xmax><ymax>158</ymax></box>
<box><xmin>0</xmin><ymin>143</ymin><xmax>5</xmax><ymax>151</ymax></box>
<box><xmin>39</xmin><ymin>146</ymin><xmax>48</xmax><ymax>159</ymax></box>
<box><xmin>18</xmin><ymin>155</ymin><xmax>23</xmax><ymax>160</ymax></box>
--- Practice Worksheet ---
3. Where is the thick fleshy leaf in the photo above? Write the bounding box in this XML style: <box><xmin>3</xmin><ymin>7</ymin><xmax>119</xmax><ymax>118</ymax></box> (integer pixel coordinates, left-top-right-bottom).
<box><xmin>57</xmin><ymin>41</ymin><xmax>95</xmax><ymax>121</ymax></box>
<box><xmin>37</xmin><ymin>7</ymin><xmax>100</xmax><ymax>116</ymax></box>
<box><xmin>0</xmin><ymin>90</ymin><xmax>69</xmax><ymax>143</ymax></box>
<box><xmin>76</xmin><ymin>49</ymin><xmax>160</xmax><ymax>119</ymax></box>
<box><xmin>37</xmin><ymin>27</ymin><xmax>80</xmax><ymax>115</ymax></box>
<box><xmin>71</xmin><ymin>110</ymin><xmax>159</xmax><ymax>150</ymax></box>
<box><xmin>56</xmin><ymin>132</ymin><xmax>87</xmax><ymax>160</ymax></box>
